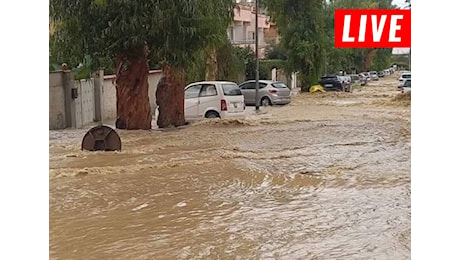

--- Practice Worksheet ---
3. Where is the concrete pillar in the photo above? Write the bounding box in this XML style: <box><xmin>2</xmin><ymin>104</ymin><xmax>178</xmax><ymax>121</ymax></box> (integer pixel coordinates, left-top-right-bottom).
<box><xmin>291</xmin><ymin>72</ymin><xmax>297</xmax><ymax>88</ymax></box>
<box><xmin>62</xmin><ymin>71</ymin><xmax>76</xmax><ymax>128</ymax></box>
<box><xmin>271</xmin><ymin>68</ymin><xmax>277</xmax><ymax>81</ymax></box>
<box><xmin>93</xmin><ymin>70</ymin><xmax>104</xmax><ymax>124</ymax></box>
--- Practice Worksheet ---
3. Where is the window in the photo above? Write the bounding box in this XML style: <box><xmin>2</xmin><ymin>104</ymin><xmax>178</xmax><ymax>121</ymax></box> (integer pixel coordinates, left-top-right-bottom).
<box><xmin>247</xmin><ymin>82</ymin><xmax>256</xmax><ymax>89</ymax></box>
<box><xmin>272</xmin><ymin>82</ymin><xmax>288</xmax><ymax>89</ymax></box>
<box><xmin>404</xmin><ymin>80</ymin><xmax>411</xmax><ymax>87</ymax></box>
<box><xmin>199</xmin><ymin>84</ymin><xmax>217</xmax><ymax>97</ymax></box>
<box><xmin>241</xmin><ymin>82</ymin><xmax>267</xmax><ymax>90</ymax></box>
<box><xmin>321</xmin><ymin>76</ymin><xmax>338</xmax><ymax>81</ymax></box>
<box><xmin>222</xmin><ymin>84</ymin><xmax>242</xmax><ymax>96</ymax></box>
<box><xmin>185</xmin><ymin>85</ymin><xmax>201</xmax><ymax>99</ymax></box>
<box><xmin>240</xmin><ymin>82</ymin><xmax>255</xmax><ymax>90</ymax></box>
<box><xmin>259</xmin><ymin>83</ymin><xmax>267</xmax><ymax>89</ymax></box>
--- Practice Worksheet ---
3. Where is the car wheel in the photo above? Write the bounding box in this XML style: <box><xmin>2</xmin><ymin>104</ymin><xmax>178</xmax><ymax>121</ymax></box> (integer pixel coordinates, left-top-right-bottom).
<box><xmin>205</xmin><ymin>111</ymin><xmax>220</xmax><ymax>118</ymax></box>
<box><xmin>260</xmin><ymin>97</ymin><xmax>271</xmax><ymax>107</ymax></box>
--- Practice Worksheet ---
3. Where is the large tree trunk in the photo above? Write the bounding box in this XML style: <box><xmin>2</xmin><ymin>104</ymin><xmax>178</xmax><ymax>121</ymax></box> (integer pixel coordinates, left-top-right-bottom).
<box><xmin>205</xmin><ymin>46</ymin><xmax>218</xmax><ymax>81</ymax></box>
<box><xmin>114</xmin><ymin>45</ymin><xmax>152</xmax><ymax>130</ymax></box>
<box><xmin>156</xmin><ymin>65</ymin><xmax>186</xmax><ymax>128</ymax></box>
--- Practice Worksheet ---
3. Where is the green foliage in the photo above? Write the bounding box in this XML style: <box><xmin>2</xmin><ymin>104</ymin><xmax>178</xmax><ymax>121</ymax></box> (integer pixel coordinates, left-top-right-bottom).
<box><xmin>50</xmin><ymin>0</ymin><xmax>234</xmax><ymax>73</ymax></box>
<box><xmin>216</xmin><ymin>42</ymin><xmax>245</xmax><ymax>83</ymax></box>
<box><xmin>259</xmin><ymin>59</ymin><xmax>286</xmax><ymax>80</ymax></box>
<box><xmin>224</xmin><ymin>46</ymin><xmax>257</xmax><ymax>81</ymax></box>
<box><xmin>262</xmin><ymin>0</ymin><xmax>328</xmax><ymax>89</ymax></box>
<box><xmin>49</xmin><ymin>63</ymin><xmax>61</xmax><ymax>72</ymax></box>
<box><xmin>370</xmin><ymin>48</ymin><xmax>392</xmax><ymax>71</ymax></box>
<box><xmin>328</xmin><ymin>0</ymin><xmax>396</xmax><ymax>73</ymax></box>
<box><xmin>261</xmin><ymin>0</ymin><xmax>396</xmax><ymax>90</ymax></box>
<box><xmin>264</xmin><ymin>42</ymin><xmax>287</xmax><ymax>60</ymax></box>
<box><xmin>185</xmin><ymin>49</ymin><xmax>207</xmax><ymax>84</ymax></box>
<box><xmin>390</xmin><ymin>53</ymin><xmax>410</xmax><ymax>69</ymax></box>
<box><xmin>185</xmin><ymin>42</ymin><xmax>252</xmax><ymax>84</ymax></box>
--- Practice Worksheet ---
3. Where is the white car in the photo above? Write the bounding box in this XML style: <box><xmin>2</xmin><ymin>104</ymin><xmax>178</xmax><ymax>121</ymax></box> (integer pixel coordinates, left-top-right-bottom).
<box><xmin>398</xmin><ymin>72</ymin><xmax>411</xmax><ymax>87</ymax></box>
<box><xmin>401</xmin><ymin>79</ymin><xmax>411</xmax><ymax>93</ymax></box>
<box><xmin>183</xmin><ymin>81</ymin><xmax>246</xmax><ymax>120</ymax></box>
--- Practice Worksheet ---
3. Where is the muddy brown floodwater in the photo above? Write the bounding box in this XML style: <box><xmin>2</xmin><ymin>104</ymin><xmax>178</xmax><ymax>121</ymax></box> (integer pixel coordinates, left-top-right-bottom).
<box><xmin>50</xmin><ymin>75</ymin><xmax>410</xmax><ymax>259</ymax></box>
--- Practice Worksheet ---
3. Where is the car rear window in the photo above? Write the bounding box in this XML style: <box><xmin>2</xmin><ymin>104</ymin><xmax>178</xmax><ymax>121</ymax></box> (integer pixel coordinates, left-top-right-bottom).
<box><xmin>272</xmin><ymin>82</ymin><xmax>288</xmax><ymax>88</ymax></box>
<box><xmin>222</xmin><ymin>84</ymin><xmax>242</xmax><ymax>96</ymax></box>
<box><xmin>402</xmin><ymin>74</ymin><xmax>411</xmax><ymax>79</ymax></box>
<box><xmin>404</xmin><ymin>80</ymin><xmax>411</xmax><ymax>87</ymax></box>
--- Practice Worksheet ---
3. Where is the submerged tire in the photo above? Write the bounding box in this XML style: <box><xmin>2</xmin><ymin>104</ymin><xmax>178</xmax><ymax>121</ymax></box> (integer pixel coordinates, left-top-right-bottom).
<box><xmin>205</xmin><ymin>111</ymin><xmax>220</xmax><ymax>118</ymax></box>
<box><xmin>261</xmin><ymin>97</ymin><xmax>271</xmax><ymax>107</ymax></box>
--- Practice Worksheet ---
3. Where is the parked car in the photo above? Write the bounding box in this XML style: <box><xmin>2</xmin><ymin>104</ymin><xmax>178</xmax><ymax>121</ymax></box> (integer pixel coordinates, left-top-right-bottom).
<box><xmin>238</xmin><ymin>80</ymin><xmax>291</xmax><ymax>106</ymax></box>
<box><xmin>361</xmin><ymin>72</ymin><xmax>371</xmax><ymax>81</ymax></box>
<box><xmin>181</xmin><ymin>81</ymin><xmax>246</xmax><ymax>120</ymax></box>
<box><xmin>338</xmin><ymin>75</ymin><xmax>352</xmax><ymax>92</ymax></box>
<box><xmin>378</xmin><ymin>71</ymin><xmax>385</xmax><ymax>77</ymax></box>
<box><xmin>343</xmin><ymin>75</ymin><xmax>352</xmax><ymax>84</ymax></box>
<box><xmin>349</xmin><ymin>74</ymin><xmax>359</xmax><ymax>84</ymax></box>
<box><xmin>401</xmin><ymin>79</ymin><xmax>411</xmax><ymax>93</ymax></box>
<box><xmin>399</xmin><ymin>70</ymin><xmax>411</xmax><ymax>77</ymax></box>
<box><xmin>369</xmin><ymin>71</ymin><xmax>379</xmax><ymax>81</ymax></box>
<box><xmin>398</xmin><ymin>72</ymin><xmax>411</xmax><ymax>87</ymax></box>
<box><xmin>319</xmin><ymin>75</ymin><xmax>352</xmax><ymax>92</ymax></box>
<box><xmin>358</xmin><ymin>73</ymin><xmax>368</xmax><ymax>86</ymax></box>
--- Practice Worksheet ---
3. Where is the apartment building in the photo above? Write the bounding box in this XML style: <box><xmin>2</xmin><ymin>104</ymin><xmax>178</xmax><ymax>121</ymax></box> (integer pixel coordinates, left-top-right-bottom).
<box><xmin>228</xmin><ymin>1</ymin><xmax>279</xmax><ymax>58</ymax></box>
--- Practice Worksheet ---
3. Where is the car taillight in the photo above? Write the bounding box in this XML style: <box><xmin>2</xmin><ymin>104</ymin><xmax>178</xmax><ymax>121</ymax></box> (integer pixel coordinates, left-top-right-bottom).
<box><xmin>268</xmin><ymin>88</ymin><xmax>277</xmax><ymax>94</ymax></box>
<box><xmin>221</xmin><ymin>99</ymin><xmax>227</xmax><ymax>111</ymax></box>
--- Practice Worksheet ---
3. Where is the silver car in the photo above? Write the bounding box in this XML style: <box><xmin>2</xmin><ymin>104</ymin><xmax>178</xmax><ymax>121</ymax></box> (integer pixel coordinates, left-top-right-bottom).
<box><xmin>369</xmin><ymin>71</ymin><xmax>379</xmax><ymax>81</ymax></box>
<box><xmin>238</xmin><ymin>80</ymin><xmax>291</xmax><ymax>106</ymax></box>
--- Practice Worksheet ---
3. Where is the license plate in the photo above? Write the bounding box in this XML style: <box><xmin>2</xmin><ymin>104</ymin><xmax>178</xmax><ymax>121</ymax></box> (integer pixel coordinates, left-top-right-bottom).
<box><xmin>325</xmin><ymin>84</ymin><xmax>332</xmax><ymax>87</ymax></box>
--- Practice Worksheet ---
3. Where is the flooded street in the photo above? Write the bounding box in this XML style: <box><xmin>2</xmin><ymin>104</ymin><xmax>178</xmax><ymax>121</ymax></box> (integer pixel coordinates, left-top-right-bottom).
<box><xmin>50</xmin><ymin>75</ymin><xmax>410</xmax><ymax>259</ymax></box>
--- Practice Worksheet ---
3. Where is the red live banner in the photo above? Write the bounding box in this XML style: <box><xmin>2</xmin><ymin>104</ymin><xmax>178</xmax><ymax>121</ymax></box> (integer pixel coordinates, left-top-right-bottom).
<box><xmin>335</xmin><ymin>9</ymin><xmax>411</xmax><ymax>48</ymax></box>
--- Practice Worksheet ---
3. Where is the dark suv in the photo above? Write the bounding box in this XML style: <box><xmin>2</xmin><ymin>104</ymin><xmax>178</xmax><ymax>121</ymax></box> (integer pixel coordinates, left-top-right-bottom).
<box><xmin>320</xmin><ymin>75</ymin><xmax>349</xmax><ymax>92</ymax></box>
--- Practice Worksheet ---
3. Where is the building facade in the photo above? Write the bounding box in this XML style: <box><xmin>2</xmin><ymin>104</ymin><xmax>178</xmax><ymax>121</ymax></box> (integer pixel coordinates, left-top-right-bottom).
<box><xmin>228</xmin><ymin>1</ymin><xmax>279</xmax><ymax>58</ymax></box>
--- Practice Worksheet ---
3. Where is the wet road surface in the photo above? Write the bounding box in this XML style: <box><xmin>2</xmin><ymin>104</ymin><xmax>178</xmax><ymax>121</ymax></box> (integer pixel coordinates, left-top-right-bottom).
<box><xmin>50</xmin><ymin>75</ymin><xmax>410</xmax><ymax>259</ymax></box>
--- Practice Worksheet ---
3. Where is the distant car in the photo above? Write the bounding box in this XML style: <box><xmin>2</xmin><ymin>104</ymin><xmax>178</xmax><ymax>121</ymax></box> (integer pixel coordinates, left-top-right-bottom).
<box><xmin>338</xmin><ymin>75</ymin><xmax>353</xmax><ymax>92</ymax></box>
<box><xmin>399</xmin><ymin>70</ymin><xmax>411</xmax><ymax>77</ymax></box>
<box><xmin>238</xmin><ymin>80</ymin><xmax>291</xmax><ymax>106</ymax></box>
<box><xmin>358</xmin><ymin>73</ymin><xmax>368</xmax><ymax>86</ymax></box>
<box><xmin>378</xmin><ymin>71</ymin><xmax>385</xmax><ymax>77</ymax></box>
<box><xmin>182</xmin><ymin>81</ymin><xmax>246</xmax><ymax>120</ymax></box>
<box><xmin>369</xmin><ymin>71</ymin><xmax>379</xmax><ymax>81</ymax></box>
<box><xmin>361</xmin><ymin>72</ymin><xmax>371</xmax><ymax>81</ymax></box>
<box><xmin>349</xmin><ymin>74</ymin><xmax>359</xmax><ymax>83</ymax></box>
<box><xmin>398</xmin><ymin>72</ymin><xmax>411</xmax><ymax>87</ymax></box>
<box><xmin>343</xmin><ymin>75</ymin><xmax>352</xmax><ymax>84</ymax></box>
<box><xmin>401</xmin><ymin>79</ymin><xmax>411</xmax><ymax>93</ymax></box>
<box><xmin>319</xmin><ymin>75</ymin><xmax>352</xmax><ymax>92</ymax></box>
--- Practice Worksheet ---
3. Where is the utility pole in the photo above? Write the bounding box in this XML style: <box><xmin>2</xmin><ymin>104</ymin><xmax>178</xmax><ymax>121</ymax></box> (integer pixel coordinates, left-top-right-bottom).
<box><xmin>255</xmin><ymin>0</ymin><xmax>260</xmax><ymax>112</ymax></box>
